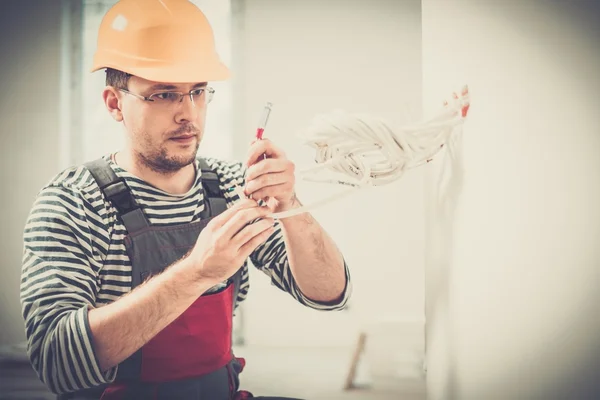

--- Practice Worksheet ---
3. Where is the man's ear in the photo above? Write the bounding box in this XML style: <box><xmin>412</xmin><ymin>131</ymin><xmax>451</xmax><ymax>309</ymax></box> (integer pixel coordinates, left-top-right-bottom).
<box><xmin>103</xmin><ymin>87</ymin><xmax>123</xmax><ymax>122</ymax></box>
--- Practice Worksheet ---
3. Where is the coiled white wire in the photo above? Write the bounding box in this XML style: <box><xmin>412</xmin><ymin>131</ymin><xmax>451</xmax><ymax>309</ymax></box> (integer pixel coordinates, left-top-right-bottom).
<box><xmin>268</xmin><ymin>85</ymin><xmax>471</xmax><ymax>219</ymax></box>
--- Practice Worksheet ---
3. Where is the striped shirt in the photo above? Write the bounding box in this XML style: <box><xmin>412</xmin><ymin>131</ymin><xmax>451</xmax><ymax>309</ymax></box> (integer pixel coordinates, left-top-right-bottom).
<box><xmin>20</xmin><ymin>154</ymin><xmax>352</xmax><ymax>395</ymax></box>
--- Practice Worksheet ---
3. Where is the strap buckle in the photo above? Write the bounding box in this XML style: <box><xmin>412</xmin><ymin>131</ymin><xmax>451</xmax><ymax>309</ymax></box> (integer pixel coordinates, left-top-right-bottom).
<box><xmin>103</xmin><ymin>180</ymin><xmax>140</xmax><ymax>215</ymax></box>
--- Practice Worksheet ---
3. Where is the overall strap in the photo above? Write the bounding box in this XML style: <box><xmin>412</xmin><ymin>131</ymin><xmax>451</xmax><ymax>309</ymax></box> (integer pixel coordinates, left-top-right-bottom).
<box><xmin>84</xmin><ymin>158</ymin><xmax>150</xmax><ymax>234</ymax></box>
<box><xmin>197</xmin><ymin>157</ymin><xmax>228</xmax><ymax>219</ymax></box>
<box><xmin>196</xmin><ymin>158</ymin><xmax>242</xmax><ymax>308</ymax></box>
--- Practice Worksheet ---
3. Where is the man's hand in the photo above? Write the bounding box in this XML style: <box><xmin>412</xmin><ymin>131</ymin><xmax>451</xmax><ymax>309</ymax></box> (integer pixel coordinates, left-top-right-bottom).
<box><xmin>188</xmin><ymin>198</ymin><xmax>275</xmax><ymax>287</ymax></box>
<box><xmin>244</xmin><ymin>138</ymin><xmax>298</xmax><ymax>213</ymax></box>
<box><xmin>244</xmin><ymin>139</ymin><xmax>348</xmax><ymax>306</ymax></box>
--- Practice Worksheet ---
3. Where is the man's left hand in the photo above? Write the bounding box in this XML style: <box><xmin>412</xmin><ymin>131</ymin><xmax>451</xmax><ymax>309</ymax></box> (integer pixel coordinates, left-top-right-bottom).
<box><xmin>244</xmin><ymin>138</ymin><xmax>298</xmax><ymax>213</ymax></box>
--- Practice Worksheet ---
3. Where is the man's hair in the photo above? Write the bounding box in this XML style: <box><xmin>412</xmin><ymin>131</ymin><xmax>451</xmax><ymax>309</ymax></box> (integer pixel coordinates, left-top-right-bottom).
<box><xmin>105</xmin><ymin>68</ymin><xmax>131</xmax><ymax>89</ymax></box>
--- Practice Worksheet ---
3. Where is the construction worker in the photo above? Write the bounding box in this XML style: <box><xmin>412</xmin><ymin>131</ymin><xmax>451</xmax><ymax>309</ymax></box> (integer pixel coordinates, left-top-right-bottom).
<box><xmin>19</xmin><ymin>0</ymin><xmax>351</xmax><ymax>399</ymax></box>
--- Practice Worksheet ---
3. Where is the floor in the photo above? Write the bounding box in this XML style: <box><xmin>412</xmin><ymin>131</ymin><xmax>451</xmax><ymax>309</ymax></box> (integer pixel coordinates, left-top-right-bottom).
<box><xmin>0</xmin><ymin>344</ymin><xmax>426</xmax><ymax>400</ymax></box>
<box><xmin>232</xmin><ymin>345</ymin><xmax>426</xmax><ymax>400</ymax></box>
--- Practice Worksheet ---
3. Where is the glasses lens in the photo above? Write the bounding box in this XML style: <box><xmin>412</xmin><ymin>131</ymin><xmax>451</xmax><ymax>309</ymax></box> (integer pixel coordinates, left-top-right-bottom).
<box><xmin>150</xmin><ymin>92</ymin><xmax>181</xmax><ymax>103</ymax></box>
<box><xmin>148</xmin><ymin>88</ymin><xmax>214</xmax><ymax>107</ymax></box>
<box><xmin>190</xmin><ymin>88</ymin><xmax>215</xmax><ymax>105</ymax></box>
<box><xmin>190</xmin><ymin>89</ymin><xmax>206</xmax><ymax>105</ymax></box>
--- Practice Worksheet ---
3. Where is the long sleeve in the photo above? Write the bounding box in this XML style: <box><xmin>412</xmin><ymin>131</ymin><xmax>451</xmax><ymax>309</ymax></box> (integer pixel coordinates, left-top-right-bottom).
<box><xmin>20</xmin><ymin>184</ymin><xmax>117</xmax><ymax>394</ymax></box>
<box><xmin>249</xmin><ymin>220</ymin><xmax>353</xmax><ymax>311</ymax></box>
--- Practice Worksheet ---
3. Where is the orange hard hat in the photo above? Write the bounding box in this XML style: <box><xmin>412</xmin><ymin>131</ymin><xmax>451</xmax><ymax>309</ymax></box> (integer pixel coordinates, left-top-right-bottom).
<box><xmin>91</xmin><ymin>0</ymin><xmax>230</xmax><ymax>83</ymax></box>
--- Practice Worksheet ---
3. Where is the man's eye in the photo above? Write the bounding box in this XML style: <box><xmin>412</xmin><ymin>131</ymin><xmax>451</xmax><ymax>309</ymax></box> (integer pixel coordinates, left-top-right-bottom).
<box><xmin>155</xmin><ymin>93</ymin><xmax>179</xmax><ymax>101</ymax></box>
<box><xmin>191</xmin><ymin>89</ymin><xmax>205</xmax><ymax>96</ymax></box>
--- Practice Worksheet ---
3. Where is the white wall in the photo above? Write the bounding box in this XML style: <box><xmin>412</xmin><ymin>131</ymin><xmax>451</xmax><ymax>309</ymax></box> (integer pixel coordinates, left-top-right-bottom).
<box><xmin>422</xmin><ymin>1</ymin><xmax>600</xmax><ymax>399</ymax></box>
<box><xmin>233</xmin><ymin>0</ymin><xmax>425</xmax><ymax>350</ymax></box>
<box><xmin>0</xmin><ymin>0</ymin><xmax>63</xmax><ymax>347</ymax></box>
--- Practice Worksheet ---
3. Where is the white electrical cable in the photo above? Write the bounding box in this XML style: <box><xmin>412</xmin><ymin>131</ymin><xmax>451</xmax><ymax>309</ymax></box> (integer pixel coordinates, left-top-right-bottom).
<box><xmin>253</xmin><ymin>85</ymin><xmax>470</xmax><ymax>219</ymax></box>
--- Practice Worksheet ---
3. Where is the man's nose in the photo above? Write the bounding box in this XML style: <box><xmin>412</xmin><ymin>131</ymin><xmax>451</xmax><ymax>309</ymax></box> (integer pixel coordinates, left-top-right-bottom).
<box><xmin>175</xmin><ymin>94</ymin><xmax>199</xmax><ymax>123</ymax></box>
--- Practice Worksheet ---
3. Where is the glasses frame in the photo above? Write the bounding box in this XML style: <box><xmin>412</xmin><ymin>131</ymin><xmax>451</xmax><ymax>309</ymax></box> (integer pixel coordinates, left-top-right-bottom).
<box><xmin>118</xmin><ymin>87</ymin><xmax>215</xmax><ymax>106</ymax></box>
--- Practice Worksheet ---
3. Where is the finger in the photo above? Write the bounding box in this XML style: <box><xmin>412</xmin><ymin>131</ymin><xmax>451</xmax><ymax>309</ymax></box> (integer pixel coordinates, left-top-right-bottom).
<box><xmin>230</xmin><ymin>217</ymin><xmax>275</xmax><ymax>250</ymax></box>
<box><xmin>246</xmin><ymin>139</ymin><xmax>285</xmax><ymax>168</ymax></box>
<box><xmin>245</xmin><ymin>171</ymin><xmax>292</xmax><ymax>197</ymax></box>
<box><xmin>245</xmin><ymin>158</ymin><xmax>288</xmax><ymax>181</ymax></box>
<box><xmin>248</xmin><ymin>183</ymin><xmax>294</xmax><ymax>202</ymax></box>
<box><xmin>237</xmin><ymin>225</ymin><xmax>277</xmax><ymax>260</ymax></box>
<box><xmin>218</xmin><ymin>205</ymin><xmax>272</xmax><ymax>240</ymax></box>
<box><xmin>208</xmin><ymin>198</ymin><xmax>257</xmax><ymax>228</ymax></box>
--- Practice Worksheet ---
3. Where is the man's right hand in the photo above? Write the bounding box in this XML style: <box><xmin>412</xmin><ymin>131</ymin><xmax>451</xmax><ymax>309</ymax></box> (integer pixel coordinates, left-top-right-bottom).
<box><xmin>188</xmin><ymin>198</ymin><xmax>275</xmax><ymax>286</ymax></box>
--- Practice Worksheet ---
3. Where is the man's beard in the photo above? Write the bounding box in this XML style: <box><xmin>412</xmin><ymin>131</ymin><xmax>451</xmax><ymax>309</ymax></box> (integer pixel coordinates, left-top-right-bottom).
<box><xmin>138</xmin><ymin>142</ymin><xmax>199</xmax><ymax>174</ymax></box>
<box><xmin>137</xmin><ymin>127</ymin><xmax>201</xmax><ymax>174</ymax></box>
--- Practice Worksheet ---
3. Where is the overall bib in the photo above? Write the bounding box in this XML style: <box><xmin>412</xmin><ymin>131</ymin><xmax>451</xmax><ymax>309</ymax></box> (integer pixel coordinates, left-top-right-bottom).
<box><xmin>65</xmin><ymin>157</ymin><xmax>247</xmax><ymax>399</ymax></box>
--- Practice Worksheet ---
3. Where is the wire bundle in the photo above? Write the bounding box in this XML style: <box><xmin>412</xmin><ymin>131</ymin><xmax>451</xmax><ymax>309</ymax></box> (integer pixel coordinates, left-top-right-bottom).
<box><xmin>270</xmin><ymin>85</ymin><xmax>471</xmax><ymax>219</ymax></box>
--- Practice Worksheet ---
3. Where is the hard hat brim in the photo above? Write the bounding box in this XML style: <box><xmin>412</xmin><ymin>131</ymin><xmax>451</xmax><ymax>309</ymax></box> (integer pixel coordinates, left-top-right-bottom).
<box><xmin>91</xmin><ymin>60</ymin><xmax>231</xmax><ymax>84</ymax></box>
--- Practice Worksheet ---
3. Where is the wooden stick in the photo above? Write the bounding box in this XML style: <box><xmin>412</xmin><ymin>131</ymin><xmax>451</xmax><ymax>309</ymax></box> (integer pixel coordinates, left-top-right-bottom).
<box><xmin>343</xmin><ymin>331</ymin><xmax>367</xmax><ymax>390</ymax></box>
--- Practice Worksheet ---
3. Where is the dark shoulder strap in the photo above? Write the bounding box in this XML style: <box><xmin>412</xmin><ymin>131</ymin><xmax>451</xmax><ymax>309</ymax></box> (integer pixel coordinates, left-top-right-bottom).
<box><xmin>197</xmin><ymin>158</ymin><xmax>242</xmax><ymax>308</ymax></box>
<box><xmin>84</xmin><ymin>158</ymin><xmax>149</xmax><ymax>234</ymax></box>
<box><xmin>197</xmin><ymin>157</ymin><xmax>228</xmax><ymax>220</ymax></box>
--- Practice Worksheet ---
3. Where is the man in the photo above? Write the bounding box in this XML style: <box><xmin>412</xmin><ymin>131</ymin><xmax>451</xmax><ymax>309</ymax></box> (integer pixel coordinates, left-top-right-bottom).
<box><xmin>19</xmin><ymin>0</ymin><xmax>351</xmax><ymax>399</ymax></box>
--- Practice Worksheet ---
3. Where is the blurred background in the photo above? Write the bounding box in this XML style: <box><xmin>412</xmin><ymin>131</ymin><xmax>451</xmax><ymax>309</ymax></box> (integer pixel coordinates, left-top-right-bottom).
<box><xmin>0</xmin><ymin>0</ymin><xmax>599</xmax><ymax>399</ymax></box>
